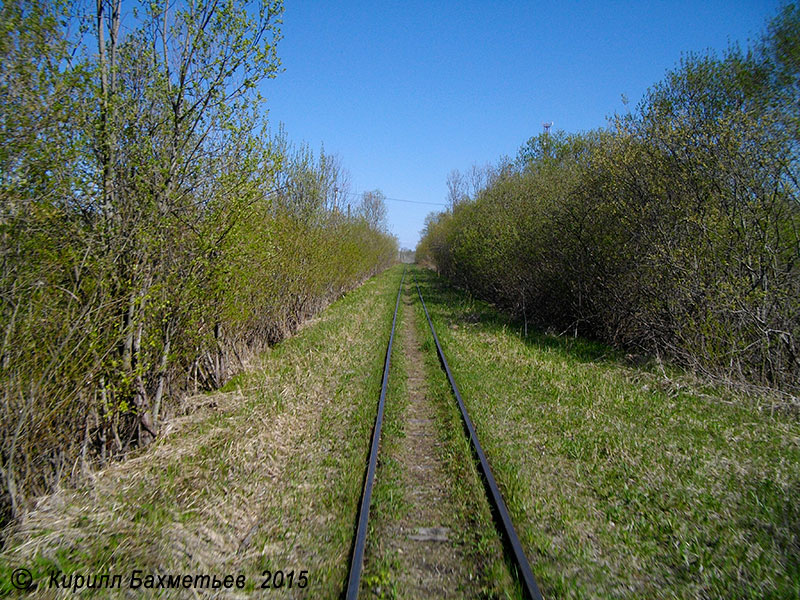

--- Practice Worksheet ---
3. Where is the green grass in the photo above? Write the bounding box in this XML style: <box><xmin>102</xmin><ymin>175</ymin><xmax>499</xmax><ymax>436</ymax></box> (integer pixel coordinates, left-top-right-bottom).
<box><xmin>410</xmin><ymin>272</ymin><xmax>519</xmax><ymax>599</ymax></box>
<box><xmin>0</xmin><ymin>265</ymin><xmax>407</xmax><ymax>599</ymax></box>
<box><xmin>412</xmin><ymin>267</ymin><xmax>800</xmax><ymax>600</ymax></box>
<box><xmin>5</xmin><ymin>264</ymin><xmax>796</xmax><ymax>598</ymax></box>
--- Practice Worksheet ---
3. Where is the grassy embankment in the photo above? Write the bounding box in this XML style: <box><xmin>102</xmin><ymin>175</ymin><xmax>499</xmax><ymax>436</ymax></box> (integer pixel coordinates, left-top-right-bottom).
<box><xmin>413</xmin><ymin>267</ymin><xmax>800</xmax><ymax>600</ymax></box>
<box><xmin>0</xmin><ymin>265</ymin><xmax>406</xmax><ymax>599</ymax></box>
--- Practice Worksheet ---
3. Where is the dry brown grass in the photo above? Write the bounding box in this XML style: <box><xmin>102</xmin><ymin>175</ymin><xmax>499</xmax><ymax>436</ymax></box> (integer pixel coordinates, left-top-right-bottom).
<box><xmin>0</xmin><ymin>266</ymin><xmax>406</xmax><ymax>599</ymax></box>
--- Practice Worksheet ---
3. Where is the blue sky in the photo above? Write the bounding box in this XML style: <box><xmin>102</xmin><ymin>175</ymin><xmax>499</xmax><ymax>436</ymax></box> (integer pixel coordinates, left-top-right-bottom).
<box><xmin>260</xmin><ymin>1</ymin><xmax>781</xmax><ymax>249</ymax></box>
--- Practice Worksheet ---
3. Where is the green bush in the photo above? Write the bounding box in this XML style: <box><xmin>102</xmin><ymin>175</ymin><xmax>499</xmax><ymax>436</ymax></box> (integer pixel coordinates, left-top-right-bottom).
<box><xmin>418</xmin><ymin>4</ymin><xmax>799</xmax><ymax>397</ymax></box>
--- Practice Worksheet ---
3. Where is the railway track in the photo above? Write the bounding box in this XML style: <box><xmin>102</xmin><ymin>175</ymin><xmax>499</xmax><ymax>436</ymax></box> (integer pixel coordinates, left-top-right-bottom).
<box><xmin>345</xmin><ymin>266</ymin><xmax>543</xmax><ymax>600</ymax></box>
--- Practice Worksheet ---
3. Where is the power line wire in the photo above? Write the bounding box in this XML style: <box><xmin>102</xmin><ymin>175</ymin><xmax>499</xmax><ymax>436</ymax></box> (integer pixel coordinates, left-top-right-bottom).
<box><xmin>338</xmin><ymin>190</ymin><xmax>447</xmax><ymax>207</ymax></box>
<box><xmin>385</xmin><ymin>196</ymin><xmax>447</xmax><ymax>207</ymax></box>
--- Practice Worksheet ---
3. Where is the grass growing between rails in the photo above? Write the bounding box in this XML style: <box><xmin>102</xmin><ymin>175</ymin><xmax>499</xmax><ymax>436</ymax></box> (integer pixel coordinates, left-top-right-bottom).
<box><xmin>0</xmin><ymin>265</ymin><xmax>407</xmax><ymax>599</ymax></box>
<box><xmin>362</xmin><ymin>277</ymin><xmax>516</xmax><ymax>599</ymax></box>
<box><xmin>413</xmin><ymin>267</ymin><xmax>800</xmax><ymax>600</ymax></box>
<box><xmin>410</xmin><ymin>272</ymin><xmax>519</xmax><ymax>599</ymax></box>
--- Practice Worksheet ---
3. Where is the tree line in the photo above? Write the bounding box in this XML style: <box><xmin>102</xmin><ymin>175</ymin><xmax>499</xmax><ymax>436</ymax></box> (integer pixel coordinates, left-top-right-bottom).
<box><xmin>418</xmin><ymin>5</ymin><xmax>799</xmax><ymax>399</ymax></box>
<box><xmin>0</xmin><ymin>0</ymin><xmax>396</xmax><ymax>527</ymax></box>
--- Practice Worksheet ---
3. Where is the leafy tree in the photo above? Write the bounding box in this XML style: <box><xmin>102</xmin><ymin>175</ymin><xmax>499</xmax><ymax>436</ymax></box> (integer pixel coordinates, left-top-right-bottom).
<box><xmin>0</xmin><ymin>0</ymin><xmax>398</xmax><ymax>526</ymax></box>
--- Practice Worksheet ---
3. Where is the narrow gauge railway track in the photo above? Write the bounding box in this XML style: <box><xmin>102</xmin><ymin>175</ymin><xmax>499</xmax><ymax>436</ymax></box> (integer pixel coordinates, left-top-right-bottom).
<box><xmin>413</xmin><ymin>271</ymin><xmax>543</xmax><ymax>600</ymax></box>
<box><xmin>346</xmin><ymin>266</ymin><xmax>543</xmax><ymax>600</ymax></box>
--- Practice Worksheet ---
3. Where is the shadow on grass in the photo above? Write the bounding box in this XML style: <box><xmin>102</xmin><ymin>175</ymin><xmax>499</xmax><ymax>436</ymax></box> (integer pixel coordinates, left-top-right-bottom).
<box><xmin>412</xmin><ymin>266</ymin><xmax>627</xmax><ymax>367</ymax></box>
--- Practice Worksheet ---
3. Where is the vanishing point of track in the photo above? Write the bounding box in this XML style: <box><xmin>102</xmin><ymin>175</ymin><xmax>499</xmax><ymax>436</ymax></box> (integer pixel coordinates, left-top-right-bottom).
<box><xmin>345</xmin><ymin>266</ymin><xmax>544</xmax><ymax>600</ymax></box>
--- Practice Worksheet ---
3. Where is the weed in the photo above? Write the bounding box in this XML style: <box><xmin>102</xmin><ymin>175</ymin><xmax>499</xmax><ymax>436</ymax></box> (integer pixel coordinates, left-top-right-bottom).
<box><xmin>413</xmin><ymin>267</ymin><xmax>800</xmax><ymax>599</ymax></box>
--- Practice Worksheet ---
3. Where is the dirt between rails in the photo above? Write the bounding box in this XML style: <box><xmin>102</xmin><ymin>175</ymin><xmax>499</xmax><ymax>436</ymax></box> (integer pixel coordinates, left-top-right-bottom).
<box><xmin>365</xmin><ymin>286</ymin><xmax>481</xmax><ymax>599</ymax></box>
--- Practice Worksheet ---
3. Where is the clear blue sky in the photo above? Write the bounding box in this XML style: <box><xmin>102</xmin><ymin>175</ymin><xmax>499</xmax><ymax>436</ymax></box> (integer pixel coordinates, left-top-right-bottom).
<box><xmin>260</xmin><ymin>0</ymin><xmax>781</xmax><ymax>250</ymax></box>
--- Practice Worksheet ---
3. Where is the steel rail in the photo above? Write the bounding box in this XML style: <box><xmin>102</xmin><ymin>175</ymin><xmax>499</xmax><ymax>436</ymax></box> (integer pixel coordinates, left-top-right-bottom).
<box><xmin>345</xmin><ymin>265</ymin><xmax>406</xmax><ymax>600</ymax></box>
<box><xmin>413</xmin><ymin>270</ymin><xmax>544</xmax><ymax>600</ymax></box>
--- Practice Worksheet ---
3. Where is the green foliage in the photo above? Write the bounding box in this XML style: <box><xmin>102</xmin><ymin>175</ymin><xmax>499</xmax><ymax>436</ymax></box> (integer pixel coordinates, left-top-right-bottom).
<box><xmin>0</xmin><ymin>0</ymin><xmax>396</xmax><ymax>528</ymax></box>
<box><xmin>417</xmin><ymin>5</ymin><xmax>799</xmax><ymax>397</ymax></box>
